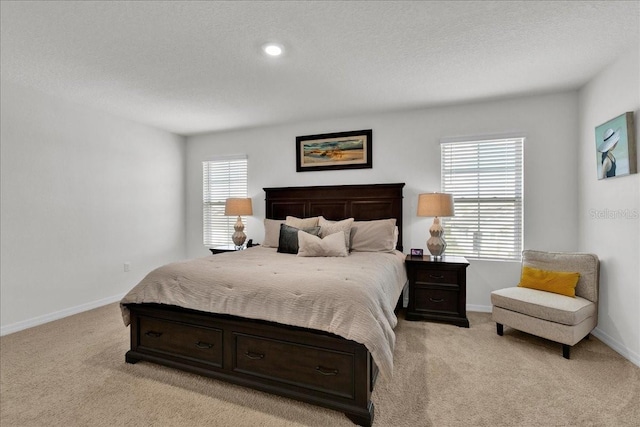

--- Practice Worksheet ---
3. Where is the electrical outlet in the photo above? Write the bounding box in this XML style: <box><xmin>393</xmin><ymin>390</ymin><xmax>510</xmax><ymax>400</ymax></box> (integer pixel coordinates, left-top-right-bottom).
<box><xmin>124</xmin><ymin>262</ymin><xmax>131</xmax><ymax>272</ymax></box>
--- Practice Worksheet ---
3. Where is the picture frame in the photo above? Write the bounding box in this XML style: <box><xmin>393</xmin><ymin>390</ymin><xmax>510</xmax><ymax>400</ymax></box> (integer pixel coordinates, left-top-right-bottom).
<box><xmin>296</xmin><ymin>129</ymin><xmax>372</xmax><ymax>172</ymax></box>
<box><xmin>595</xmin><ymin>112</ymin><xmax>636</xmax><ymax>180</ymax></box>
<box><xmin>410</xmin><ymin>248</ymin><xmax>423</xmax><ymax>257</ymax></box>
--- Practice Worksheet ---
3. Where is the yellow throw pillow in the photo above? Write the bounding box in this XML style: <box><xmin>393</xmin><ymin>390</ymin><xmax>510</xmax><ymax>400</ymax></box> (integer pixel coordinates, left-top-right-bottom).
<box><xmin>518</xmin><ymin>266</ymin><xmax>580</xmax><ymax>297</ymax></box>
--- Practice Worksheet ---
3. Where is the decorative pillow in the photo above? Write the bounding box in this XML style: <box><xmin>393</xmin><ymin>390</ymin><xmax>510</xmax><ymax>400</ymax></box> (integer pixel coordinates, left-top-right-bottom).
<box><xmin>297</xmin><ymin>231</ymin><xmax>348</xmax><ymax>257</ymax></box>
<box><xmin>393</xmin><ymin>226</ymin><xmax>399</xmax><ymax>248</ymax></box>
<box><xmin>285</xmin><ymin>216</ymin><xmax>319</xmax><ymax>229</ymax></box>
<box><xmin>350</xmin><ymin>218</ymin><xmax>397</xmax><ymax>252</ymax></box>
<box><xmin>262</xmin><ymin>219</ymin><xmax>285</xmax><ymax>248</ymax></box>
<box><xmin>318</xmin><ymin>216</ymin><xmax>354</xmax><ymax>249</ymax></box>
<box><xmin>277</xmin><ymin>224</ymin><xmax>321</xmax><ymax>254</ymax></box>
<box><xmin>518</xmin><ymin>266</ymin><xmax>580</xmax><ymax>297</ymax></box>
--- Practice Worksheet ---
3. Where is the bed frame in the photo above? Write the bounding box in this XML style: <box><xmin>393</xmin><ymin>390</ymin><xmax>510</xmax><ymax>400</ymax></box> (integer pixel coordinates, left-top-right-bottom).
<box><xmin>125</xmin><ymin>183</ymin><xmax>405</xmax><ymax>426</ymax></box>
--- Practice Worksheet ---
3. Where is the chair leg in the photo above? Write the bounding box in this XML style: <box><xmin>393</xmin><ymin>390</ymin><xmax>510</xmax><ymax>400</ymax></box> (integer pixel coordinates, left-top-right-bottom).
<box><xmin>496</xmin><ymin>323</ymin><xmax>503</xmax><ymax>336</ymax></box>
<box><xmin>562</xmin><ymin>344</ymin><xmax>570</xmax><ymax>359</ymax></box>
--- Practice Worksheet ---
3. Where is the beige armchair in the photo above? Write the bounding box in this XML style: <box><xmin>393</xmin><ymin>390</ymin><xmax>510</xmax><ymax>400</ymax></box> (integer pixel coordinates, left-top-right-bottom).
<box><xmin>491</xmin><ymin>250</ymin><xmax>600</xmax><ymax>359</ymax></box>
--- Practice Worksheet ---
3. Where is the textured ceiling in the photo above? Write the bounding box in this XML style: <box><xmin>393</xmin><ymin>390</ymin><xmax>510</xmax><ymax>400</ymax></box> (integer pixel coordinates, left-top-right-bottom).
<box><xmin>1</xmin><ymin>1</ymin><xmax>638</xmax><ymax>136</ymax></box>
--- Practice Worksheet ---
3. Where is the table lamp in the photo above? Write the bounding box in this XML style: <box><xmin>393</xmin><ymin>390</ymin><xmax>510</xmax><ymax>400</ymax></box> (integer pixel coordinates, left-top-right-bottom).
<box><xmin>417</xmin><ymin>193</ymin><xmax>455</xmax><ymax>258</ymax></box>
<box><xmin>224</xmin><ymin>198</ymin><xmax>253</xmax><ymax>248</ymax></box>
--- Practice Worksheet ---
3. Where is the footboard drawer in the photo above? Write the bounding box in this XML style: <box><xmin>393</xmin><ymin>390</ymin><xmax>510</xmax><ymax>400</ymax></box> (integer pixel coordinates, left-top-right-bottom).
<box><xmin>138</xmin><ymin>316</ymin><xmax>223</xmax><ymax>367</ymax></box>
<box><xmin>234</xmin><ymin>333</ymin><xmax>355</xmax><ymax>399</ymax></box>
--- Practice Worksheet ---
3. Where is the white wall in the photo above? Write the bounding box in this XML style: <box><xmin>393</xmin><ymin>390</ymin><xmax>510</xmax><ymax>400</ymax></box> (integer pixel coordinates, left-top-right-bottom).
<box><xmin>578</xmin><ymin>46</ymin><xmax>640</xmax><ymax>365</ymax></box>
<box><xmin>186</xmin><ymin>91</ymin><xmax>580</xmax><ymax>311</ymax></box>
<box><xmin>0</xmin><ymin>81</ymin><xmax>187</xmax><ymax>334</ymax></box>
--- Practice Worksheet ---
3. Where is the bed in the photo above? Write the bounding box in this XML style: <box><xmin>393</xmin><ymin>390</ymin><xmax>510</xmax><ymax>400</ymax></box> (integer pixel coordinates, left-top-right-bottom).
<box><xmin>122</xmin><ymin>183</ymin><xmax>405</xmax><ymax>426</ymax></box>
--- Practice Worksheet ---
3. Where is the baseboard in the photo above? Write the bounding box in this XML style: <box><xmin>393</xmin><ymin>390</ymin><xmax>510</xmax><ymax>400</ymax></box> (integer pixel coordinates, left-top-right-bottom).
<box><xmin>4</xmin><ymin>298</ymin><xmax>638</xmax><ymax>369</ymax></box>
<box><xmin>0</xmin><ymin>293</ymin><xmax>126</xmax><ymax>336</ymax></box>
<box><xmin>591</xmin><ymin>327</ymin><xmax>640</xmax><ymax>368</ymax></box>
<box><xmin>467</xmin><ymin>304</ymin><xmax>640</xmax><ymax>369</ymax></box>
<box><xmin>467</xmin><ymin>304</ymin><xmax>492</xmax><ymax>313</ymax></box>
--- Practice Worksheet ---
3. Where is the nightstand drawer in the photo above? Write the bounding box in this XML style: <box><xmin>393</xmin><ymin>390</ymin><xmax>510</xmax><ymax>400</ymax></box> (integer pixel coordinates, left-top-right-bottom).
<box><xmin>414</xmin><ymin>268</ymin><xmax>458</xmax><ymax>285</ymax></box>
<box><xmin>414</xmin><ymin>288</ymin><xmax>459</xmax><ymax>313</ymax></box>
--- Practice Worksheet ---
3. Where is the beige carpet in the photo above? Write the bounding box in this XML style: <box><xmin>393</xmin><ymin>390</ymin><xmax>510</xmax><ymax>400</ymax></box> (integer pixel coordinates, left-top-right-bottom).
<box><xmin>1</xmin><ymin>304</ymin><xmax>638</xmax><ymax>427</ymax></box>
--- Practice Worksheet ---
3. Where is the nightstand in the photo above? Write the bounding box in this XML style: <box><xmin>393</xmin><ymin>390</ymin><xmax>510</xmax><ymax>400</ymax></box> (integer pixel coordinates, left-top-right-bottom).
<box><xmin>209</xmin><ymin>244</ymin><xmax>243</xmax><ymax>255</ymax></box>
<box><xmin>405</xmin><ymin>254</ymin><xmax>470</xmax><ymax>327</ymax></box>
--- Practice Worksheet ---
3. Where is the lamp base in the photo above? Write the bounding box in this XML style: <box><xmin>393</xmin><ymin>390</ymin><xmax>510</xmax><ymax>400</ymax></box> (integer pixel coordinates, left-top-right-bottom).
<box><xmin>427</xmin><ymin>238</ymin><xmax>446</xmax><ymax>258</ymax></box>
<box><xmin>426</xmin><ymin>217</ymin><xmax>447</xmax><ymax>258</ymax></box>
<box><xmin>231</xmin><ymin>216</ymin><xmax>247</xmax><ymax>248</ymax></box>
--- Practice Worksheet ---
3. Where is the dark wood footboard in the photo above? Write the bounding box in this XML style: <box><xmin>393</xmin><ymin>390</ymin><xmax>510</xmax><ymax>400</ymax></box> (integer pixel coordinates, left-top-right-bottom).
<box><xmin>125</xmin><ymin>303</ymin><xmax>376</xmax><ymax>426</ymax></box>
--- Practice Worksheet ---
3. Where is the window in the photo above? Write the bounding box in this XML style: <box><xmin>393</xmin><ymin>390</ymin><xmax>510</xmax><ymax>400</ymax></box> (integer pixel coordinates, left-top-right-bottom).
<box><xmin>203</xmin><ymin>156</ymin><xmax>248</xmax><ymax>247</ymax></box>
<box><xmin>441</xmin><ymin>137</ymin><xmax>524</xmax><ymax>261</ymax></box>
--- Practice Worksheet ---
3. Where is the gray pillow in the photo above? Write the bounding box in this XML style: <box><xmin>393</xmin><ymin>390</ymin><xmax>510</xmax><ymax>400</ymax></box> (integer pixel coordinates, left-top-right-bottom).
<box><xmin>277</xmin><ymin>224</ymin><xmax>321</xmax><ymax>254</ymax></box>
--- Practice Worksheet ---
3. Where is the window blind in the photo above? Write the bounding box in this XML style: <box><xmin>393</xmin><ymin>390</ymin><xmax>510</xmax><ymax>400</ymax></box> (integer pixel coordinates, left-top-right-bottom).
<box><xmin>441</xmin><ymin>138</ymin><xmax>524</xmax><ymax>261</ymax></box>
<box><xmin>203</xmin><ymin>156</ymin><xmax>248</xmax><ymax>247</ymax></box>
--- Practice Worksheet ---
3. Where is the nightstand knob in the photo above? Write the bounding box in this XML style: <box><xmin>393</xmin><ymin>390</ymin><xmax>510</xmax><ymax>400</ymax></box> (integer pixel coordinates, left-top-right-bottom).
<box><xmin>429</xmin><ymin>297</ymin><xmax>445</xmax><ymax>303</ymax></box>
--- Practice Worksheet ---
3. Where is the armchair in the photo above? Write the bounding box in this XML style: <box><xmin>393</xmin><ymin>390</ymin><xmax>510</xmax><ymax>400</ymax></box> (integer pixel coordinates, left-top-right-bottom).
<box><xmin>491</xmin><ymin>250</ymin><xmax>600</xmax><ymax>359</ymax></box>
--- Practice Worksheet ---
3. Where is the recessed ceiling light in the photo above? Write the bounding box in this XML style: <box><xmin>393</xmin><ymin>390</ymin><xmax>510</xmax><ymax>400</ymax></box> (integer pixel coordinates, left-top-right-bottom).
<box><xmin>262</xmin><ymin>43</ymin><xmax>284</xmax><ymax>57</ymax></box>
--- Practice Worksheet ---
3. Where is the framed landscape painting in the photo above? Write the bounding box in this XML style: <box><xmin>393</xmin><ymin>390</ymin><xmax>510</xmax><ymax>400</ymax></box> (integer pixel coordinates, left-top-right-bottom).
<box><xmin>595</xmin><ymin>112</ymin><xmax>636</xmax><ymax>180</ymax></box>
<box><xmin>296</xmin><ymin>129</ymin><xmax>372</xmax><ymax>172</ymax></box>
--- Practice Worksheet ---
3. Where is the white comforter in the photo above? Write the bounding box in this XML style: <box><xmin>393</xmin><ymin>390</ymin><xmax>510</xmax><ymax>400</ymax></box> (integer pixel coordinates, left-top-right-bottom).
<box><xmin>120</xmin><ymin>246</ymin><xmax>407</xmax><ymax>379</ymax></box>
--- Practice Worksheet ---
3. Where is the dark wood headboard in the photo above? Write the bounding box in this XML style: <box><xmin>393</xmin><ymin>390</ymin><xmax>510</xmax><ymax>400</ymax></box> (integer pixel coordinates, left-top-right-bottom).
<box><xmin>263</xmin><ymin>183</ymin><xmax>405</xmax><ymax>251</ymax></box>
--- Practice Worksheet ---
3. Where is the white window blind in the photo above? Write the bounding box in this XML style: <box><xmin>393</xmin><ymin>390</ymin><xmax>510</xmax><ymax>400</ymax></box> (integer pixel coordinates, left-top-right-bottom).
<box><xmin>441</xmin><ymin>137</ymin><xmax>524</xmax><ymax>261</ymax></box>
<box><xmin>203</xmin><ymin>156</ymin><xmax>248</xmax><ymax>247</ymax></box>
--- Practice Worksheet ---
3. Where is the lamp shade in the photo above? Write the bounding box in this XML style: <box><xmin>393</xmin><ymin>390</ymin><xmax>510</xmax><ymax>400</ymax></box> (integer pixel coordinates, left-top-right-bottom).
<box><xmin>417</xmin><ymin>193</ymin><xmax>454</xmax><ymax>217</ymax></box>
<box><xmin>224</xmin><ymin>198</ymin><xmax>253</xmax><ymax>216</ymax></box>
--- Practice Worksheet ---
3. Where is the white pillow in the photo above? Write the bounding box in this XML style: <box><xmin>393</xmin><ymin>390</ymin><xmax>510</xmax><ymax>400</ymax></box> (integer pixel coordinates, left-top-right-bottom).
<box><xmin>318</xmin><ymin>216</ymin><xmax>354</xmax><ymax>249</ymax></box>
<box><xmin>394</xmin><ymin>226</ymin><xmax>399</xmax><ymax>248</ymax></box>
<box><xmin>297</xmin><ymin>231</ymin><xmax>348</xmax><ymax>257</ymax></box>
<box><xmin>285</xmin><ymin>216</ymin><xmax>319</xmax><ymax>228</ymax></box>
<box><xmin>350</xmin><ymin>218</ymin><xmax>397</xmax><ymax>252</ymax></box>
<box><xmin>263</xmin><ymin>219</ymin><xmax>285</xmax><ymax>248</ymax></box>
